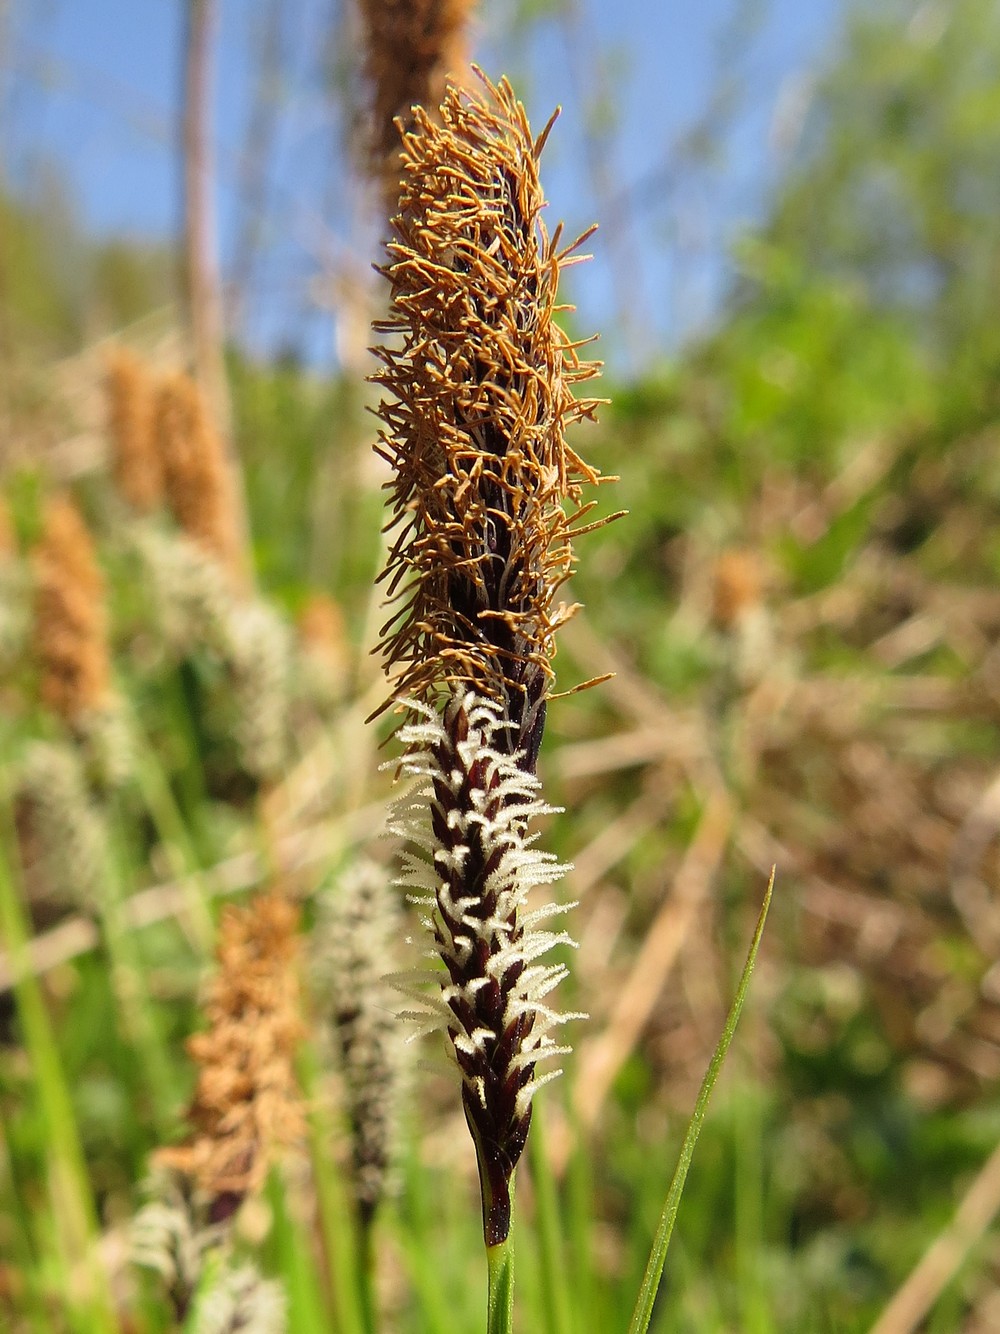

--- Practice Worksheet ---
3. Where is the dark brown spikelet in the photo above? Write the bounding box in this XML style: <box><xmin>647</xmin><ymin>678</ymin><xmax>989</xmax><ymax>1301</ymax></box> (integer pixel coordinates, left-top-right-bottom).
<box><xmin>372</xmin><ymin>73</ymin><xmax>608</xmax><ymax>766</ymax></box>
<box><xmin>154</xmin><ymin>372</ymin><xmax>240</xmax><ymax>577</ymax></box>
<box><xmin>106</xmin><ymin>346</ymin><xmax>163</xmax><ymax>511</ymax></box>
<box><xmin>159</xmin><ymin>893</ymin><xmax>306</xmax><ymax>1223</ymax></box>
<box><xmin>359</xmin><ymin>0</ymin><xmax>475</xmax><ymax>194</ymax></box>
<box><xmin>33</xmin><ymin>496</ymin><xmax>110</xmax><ymax>724</ymax></box>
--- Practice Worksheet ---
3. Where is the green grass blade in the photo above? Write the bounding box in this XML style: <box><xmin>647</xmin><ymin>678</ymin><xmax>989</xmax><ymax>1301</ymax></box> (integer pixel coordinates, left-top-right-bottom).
<box><xmin>296</xmin><ymin>1044</ymin><xmax>367</xmax><ymax>1334</ymax></box>
<box><xmin>528</xmin><ymin>1099</ymin><xmax>574</xmax><ymax>1334</ymax></box>
<box><xmin>266</xmin><ymin>1169</ymin><xmax>329</xmax><ymax>1334</ymax></box>
<box><xmin>126</xmin><ymin>717</ymin><xmax>215</xmax><ymax>953</ymax></box>
<box><xmin>565</xmin><ymin>1120</ymin><xmax>598</xmax><ymax>1334</ymax></box>
<box><xmin>392</xmin><ymin>1138</ymin><xmax>460</xmax><ymax>1334</ymax></box>
<box><xmin>100</xmin><ymin>807</ymin><xmax>178</xmax><ymax>1132</ymax></box>
<box><xmin>627</xmin><ymin>868</ymin><xmax>775</xmax><ymax>1334</ymax></box>
<box><xmin>0</xmin><ymin>820</ymin><xmax>120</xmax><ymax>1334</ymax></box>
<box><xmin>734</xmin><ymin>1066</ymin><xmax>769</xmax><ymax>1334</ymax></box>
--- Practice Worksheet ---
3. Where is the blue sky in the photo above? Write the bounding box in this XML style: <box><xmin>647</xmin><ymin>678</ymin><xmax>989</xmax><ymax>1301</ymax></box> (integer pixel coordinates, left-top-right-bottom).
<box><xmin>4</xmin><ymin>0</ymin><xmax>846</xmax><ymax>374</ymax></box>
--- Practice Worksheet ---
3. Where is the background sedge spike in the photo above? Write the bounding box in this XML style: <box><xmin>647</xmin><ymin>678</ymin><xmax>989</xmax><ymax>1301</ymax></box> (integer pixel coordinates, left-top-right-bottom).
<box><xmin>105</xmin><ymin>345</ymin><xmax>162</xmax><ymax>512</ymax></box>
<box><xmin>159</xmin><ymin>892</ymin><xmax>306</xmax><ymax>1224</ymax></box>
<box><xmin>33</xmin><ymin>495</ymin><xmax>111</xmax><ymax>725</ymax></box>
<box><xmin>357</xmin><ymin>0</ymin><xmax>476</xmax><ymax>206</ymax></box>
<box><xmin>154</xmin><ymin>371</ymin><xmax>243</xmax><ymax>580</ymax></box>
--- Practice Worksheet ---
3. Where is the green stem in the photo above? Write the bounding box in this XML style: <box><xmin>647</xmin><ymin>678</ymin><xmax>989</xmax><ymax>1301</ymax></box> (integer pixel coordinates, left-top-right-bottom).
<box><xmin>127</xmin><ymin>718</ymin><xmax>215</xmax><ymax>954</ymax></box>
<box><xmin>627</xmin><ymin>869</ymin><xmax>774</xmax><ymax>1334</ymax></box>
<box><xmin>566</xmin><ymin>1123</ymin><xmax>598</xmax><ymax>1333</ymax></box>
<box><xmin>0</xmin><ymin>820</ymin><xmax>119</xmax><ymax>1334</ymax></box>
<box><xmin>100</xmin><ymin>808</ymin><xmax>177</xmax><ymax>1132</ymax></box>
<box><xmin>486</xmin><ymin>1221</ymin><xmax>515</xmax><ymax>1334</ymax></box>
<box><xmin>357</xmin><ymin>1216</ymin><xmax>377</xmax><ymax>1334</ymax></box>
<box><xmin>0</xmin><ymin>1115</ymin><xmax>49</xmax><ymax>1330</ymax></box>
<box><xmin>265</xmin><ymin>1170</ymin><xmax>329</xmax><ymax>1334</ymax></box>
<box><xmin>296</xmin><ymin>1045</ymin><xmax>367</xmax><ymax>1334</ymax></box>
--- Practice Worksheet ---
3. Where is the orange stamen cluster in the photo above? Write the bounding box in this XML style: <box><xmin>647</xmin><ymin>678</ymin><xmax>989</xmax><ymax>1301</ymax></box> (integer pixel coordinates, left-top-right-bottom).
<box><xmin>372</xmin><ymin>73</ymin><xmax>606</xmax><ymax>759</ymax></box>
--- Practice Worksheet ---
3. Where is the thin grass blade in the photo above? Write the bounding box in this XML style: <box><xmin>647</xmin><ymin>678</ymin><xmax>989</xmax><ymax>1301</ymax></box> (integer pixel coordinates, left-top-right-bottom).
<box><xmin>627</xmin><ymin>868</ymin><xmax>775</xmax><ymax>1334</ymax></box>
<box><xmin>528</xmin><ymin>1098</ymin><xmax>574</xmax><ymax>1334</ymax></box>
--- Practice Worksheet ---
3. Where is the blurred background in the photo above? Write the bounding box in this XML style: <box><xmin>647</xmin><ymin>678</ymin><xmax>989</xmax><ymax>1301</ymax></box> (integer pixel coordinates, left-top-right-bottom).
<box><xmin>4</xmin><ymin>0</ymin><xmax>1000</xmax><ymax>1330</ymax></box>
<box><xmin>3</xmin><ymin>0</ymin><xmax>841</xmax><ymax>369</ymax></box>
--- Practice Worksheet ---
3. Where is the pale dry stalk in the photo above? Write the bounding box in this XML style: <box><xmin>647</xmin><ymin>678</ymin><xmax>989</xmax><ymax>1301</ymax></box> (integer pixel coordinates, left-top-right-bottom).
<box><xmin>870</xmin><ymin>1138</ymin><xmax>1000</xmax><ymax>1334</ymax></box>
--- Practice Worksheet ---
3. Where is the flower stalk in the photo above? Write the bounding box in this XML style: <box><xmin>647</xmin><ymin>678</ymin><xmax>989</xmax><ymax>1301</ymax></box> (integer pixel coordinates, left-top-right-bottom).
<box><xmin>486</xmin><ymin>1230</ymin><xmax>515</xmax><ymax>1334</ymax></box>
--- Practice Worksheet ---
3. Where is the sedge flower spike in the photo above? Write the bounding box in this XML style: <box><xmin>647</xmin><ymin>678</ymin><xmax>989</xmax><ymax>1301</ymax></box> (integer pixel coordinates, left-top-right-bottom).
<box><xmin>372</xmin><ymin>73</ymin><xmax>613</xmax><ymax>1247</ymax></box>
<box><xmin>159</xmin><ymin>893</ymin><xmax>306</xmax><ymax>1224</ymax></box>
<box><xmin>371</xmin><ymin>71</ymin><xmax>611</xmax><ymax>767</ymax></box>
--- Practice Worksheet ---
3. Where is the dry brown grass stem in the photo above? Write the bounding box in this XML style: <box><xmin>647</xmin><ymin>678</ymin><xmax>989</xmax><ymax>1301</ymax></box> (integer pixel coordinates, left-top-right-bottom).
<box><xmin>571</xmin><ymin>789</ymin><xmax>732</xmax><ymax>1139</ymax></box>
<box><xmin>105</xmin><ymin>346</ymin><xmax>163</xmax><ymax>511</ymax></box>
<box><xmin>568</xmin><ymin>786</ymin><xmax>673</xmax><ymax>899</ymax></box>
<box><xmin>154</xmin><ymin>371</ymin><xmax>242</xmax><ymax>579</ymax></box>
<box><xmin>870</xmin><ymin>1137</ymin><xmax>1000</xmax><ymax>1334</ymax></box>
<box><xmin>372</xmin><ymin>72</ymin><xmax>614</xmax><ymax>749</ymax></box>
<box><xmin>33</xmin><ymin>495</ymin><xmax>110</xmax><ymax>723</ymax></box>
<box><xmin>359</xmin><ymin>0</ymin><xmax>475</xmax><ymax>198</ymax></box>
<box><xmin>159</xmin><ymin>892</ymin><xmax>306</xmax><ymax>1219</ymax></box>
<box><xmin>552</xmin><ymin>723</ymin><xmax>702</xmax><ymax>783</ymax></box>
